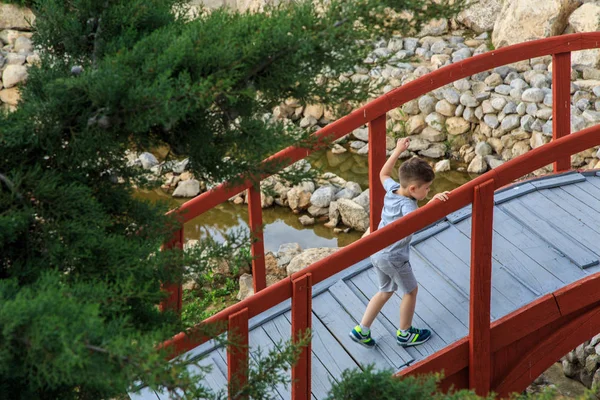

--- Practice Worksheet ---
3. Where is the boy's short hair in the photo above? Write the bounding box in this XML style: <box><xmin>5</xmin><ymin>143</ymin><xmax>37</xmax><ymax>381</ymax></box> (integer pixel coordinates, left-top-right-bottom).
<box><xmin>398</xmin><ymin>157</ymin><xmax>434</xmax><ymax>188</ymax></box>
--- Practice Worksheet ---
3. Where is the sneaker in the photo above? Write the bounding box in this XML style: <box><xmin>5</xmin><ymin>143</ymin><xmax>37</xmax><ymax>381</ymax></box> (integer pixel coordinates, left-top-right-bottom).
<box><xmin>396</xmin><ymin>326</ymin><xmax>431</xmax><ymax>347</ymax></box>
<box><xmin>349</xmin><ymin>325</ymin><xmax>376</xmax><ymax>348</ymax></box>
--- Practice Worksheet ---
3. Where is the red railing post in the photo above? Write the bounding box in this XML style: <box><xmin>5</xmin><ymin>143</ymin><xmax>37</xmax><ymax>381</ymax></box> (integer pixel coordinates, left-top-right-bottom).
<box><xmin>159</xmin><ymin>227</ymin><xmax>184</xmax><ymax>313</ymax></box>
<box><xmin>552</xmin><ymin>52</ymin><xmax>571</xmax><ymax>173</ymax></box>
<box><xmin>291</xmin><ymin>273</ymin><xmax>312</xmax><ymax>400</ymax></box>
<box><xmin>369</xmin><ymin>114</ymin><xmax>387</xmax><ymax>231</ymax></box>
<box><xmin>228</xmin><ymin>308</ymin><xmax>249</xmax><ymax>399</ymax></box>
<box><xmin>469</xmin><ymin>179</ymin><xmax>495</xmax><ymax>395</ymax></box>
<box><xmin>247</xmin><ymin>185</ymin><xmax>267</xmax><ymax>293</ymax></box>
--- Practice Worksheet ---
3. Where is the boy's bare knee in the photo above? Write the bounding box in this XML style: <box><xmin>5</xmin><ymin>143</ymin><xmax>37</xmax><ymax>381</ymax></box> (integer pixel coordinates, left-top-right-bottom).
<box><xmin>378</xmin><ymin>291</ymin><xmax>394</xmax><ymax>299</ymax></box>
<box><xmin>408</xmin><ymin>286</ymin><xmax>418</xmax><ymax>296</ymax></box>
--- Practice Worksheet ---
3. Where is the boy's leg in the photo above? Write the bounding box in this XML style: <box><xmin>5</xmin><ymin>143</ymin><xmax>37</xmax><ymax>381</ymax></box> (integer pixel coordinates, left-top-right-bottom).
<box><xmin>399</xmin><ymin>286</ymin><xmax>417</xmax><ymax>330</ymax></box>
<box><xmin>360</xmin><ymin>291</ymin><xmax>394</xmax><ymax>328</ymax></box>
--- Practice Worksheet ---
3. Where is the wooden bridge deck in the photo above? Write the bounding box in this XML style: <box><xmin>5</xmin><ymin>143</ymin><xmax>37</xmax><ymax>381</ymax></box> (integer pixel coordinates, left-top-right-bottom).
<box><xmin>131</xmin><ymin>171</ymin><xmax>600</xmax><ymax>400</ymax></box>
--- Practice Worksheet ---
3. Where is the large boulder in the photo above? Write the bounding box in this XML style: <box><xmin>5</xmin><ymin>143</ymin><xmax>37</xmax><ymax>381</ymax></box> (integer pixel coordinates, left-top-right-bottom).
<box><xmin>337</xmin><ymin>198</ymin><xmax>369</xmax><ymax>232</ymax></box>
<box><xmin>492</xmin><ymin>0</ymin><xmax>581</xmax><ymax>48</ymax></box>
<box><xmin>277</xmin><ymin>242</ymin><xmax>303</xmax><ymax>269</ymax></box>
<box><xmin>172</xmin><ymin>179</ymin><xmax>201</xmax><ymax>197</ymax></box>
<box><xmin>310</xmin><ymin>185</ymin><xmax>336</xmax><ymax>208</ymax></box>
<box><xmin>2</xmin><ymin>65</ymin><xmax>28</xmax><ymax>88</ymax></box>
<box><xmin>568</xmin><ymin>3</ymin><xmax>600</xmax><ymax>67</ymax></box>
<box><xmin>287</xmin><ymin>247</ymin><xmax>339</xmax><ymax>276</ymax></box>
<box><xmin>457</xmin><ymin>0</ymin><xmax>502</xmax><ymax>33</ymax></box>
<box><xmin>0</xmin><ymin>4</ymin><xmax>36</xmax><ymax>31</ymax></box>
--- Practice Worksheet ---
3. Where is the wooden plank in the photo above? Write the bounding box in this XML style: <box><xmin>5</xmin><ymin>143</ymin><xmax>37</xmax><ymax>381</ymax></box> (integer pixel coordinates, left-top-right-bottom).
<box><xmin>415</xmin><ymin>237</ymin><xmax>517</xmax><ymax>319</ymax></box>
<box><xmin>312</xmin><ymin>291</ymin><xmax>395</xmax><ymax>370</ymax></box>
<box><xmin>493</xmin><ymin>183</ymin><xmax>536</xmax><ymax>205</ymax></box>
<box><xmin>567</xmin><ymin>181</ymin><xmax>600</xmax><ymax>212</ymax></box>
<box><xmin>530</xmin><ymin>173</ymin><xmax>585</xmax><ymax>190</ymax></box>
<box><xmin>500</xmin><ymin>198</ymin><xmax>598</xmax><ymax>269</ymax></box>
<box><xmin>552</xmin><ymin>52</ymin><xmax>571</xmax><ymax>173</ymax></box>
<box><xmin>469</xmin><ymin>179</ymin><xmax>494</xmax><ymax>395</ymax></box>
<box><xmin>411</xmin><ymin>221</ymin><xmax>450</xmax><ymax>245</ymax></box>
<box><xmin>263</xmin><ymin>312</ymin><xmax>334</xmax><ymax>400</ymax></box>
<box><xmin>196</xmin><ymin>356</ymin><xmax>230</xmax><ymax>396</ymax></box>
<box><xmin>517</xmin><ymin>192</ymin><xmax>600</xmax><ymax>260</ymax></box>
<box><xmin>399</xmin><ymin>337</ymin><xmax>469</xmax><ymax>380</ymax></box>
<box><xmin>251</xmin><ymin>322</ymin><xmax>291</xmax><ymax>399</ymax></box>
<box><xmin>284</xmin><ymin>311</ymin><xmax>359</xmax><ymax>384</ymax></box>
<box><xmin>490</xmin><ymin>207</ymin><xmax>587</xmax><ymax>284</ymax></box>
<box><xmin>454</xmin><ymin>218</ymin><xmax>563</xmax><ymax>295</ymax></box>
<box><xmin>328</xmin><ymin>280</ymin><xmax>413</xmax><ymax>366</ymax></box>
<box><xmin>447</xmin><ymin>205</ymin><xmax>472</xmax><ymax>224</ymax></box>
<box><xmin>435</xmin><ymin>224</ymin><xmax>536</xmax><ymax>312</ymax></box>
<box><xmin>409</xmin><ymin>252</ymin><xmax>471</xmax><ymax>325</ymax></box>
<box><xmin>541</xmin><ymin>187</ymin><xmax>600</xmax><ymax>236</ymax></box>
<box><xmin>369</xmin><ymin>115</ymin><xmax>387</xmax><ymax>231</ymax></box>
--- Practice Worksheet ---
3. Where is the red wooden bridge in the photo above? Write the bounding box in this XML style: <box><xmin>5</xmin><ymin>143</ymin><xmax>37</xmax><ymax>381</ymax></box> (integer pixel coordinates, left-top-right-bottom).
<box><xmin>132</xmin><ymin>33</ymin><xmax>600</xmax><ymax>399</ymax></box>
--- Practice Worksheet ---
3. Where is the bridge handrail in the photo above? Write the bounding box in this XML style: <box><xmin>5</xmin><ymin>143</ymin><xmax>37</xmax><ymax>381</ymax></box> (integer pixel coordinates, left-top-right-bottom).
<box><xmin>159</xmin><ymin>33</ymin><xmax>600</xmax><ymax>397</ymax></box>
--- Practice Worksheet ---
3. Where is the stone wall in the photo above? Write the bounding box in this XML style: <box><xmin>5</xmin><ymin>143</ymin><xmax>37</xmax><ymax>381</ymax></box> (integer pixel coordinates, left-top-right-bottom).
<box><xmin>562</xmin><ymin>335</ymin><xmax>600</xmax><ymax>390</ymax></box>
<box><xmin>0</xmin><ymin>3</ymin><xmax>37</xmax><ymax>112</ymax></box>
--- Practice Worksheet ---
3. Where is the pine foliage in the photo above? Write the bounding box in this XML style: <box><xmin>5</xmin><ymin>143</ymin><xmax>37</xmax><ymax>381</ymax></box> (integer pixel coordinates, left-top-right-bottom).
<box><xmin>1</xmin><ymin>0</ymin><xmax>465</xmax><ymax>397</ymax></box>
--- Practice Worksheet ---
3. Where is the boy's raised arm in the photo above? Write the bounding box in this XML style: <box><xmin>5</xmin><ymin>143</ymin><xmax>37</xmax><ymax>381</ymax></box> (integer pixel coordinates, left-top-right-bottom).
<box><xmin>379</xmin><ymin>138</ymin><xmax>410</xmax><ymax>186</ymax></box>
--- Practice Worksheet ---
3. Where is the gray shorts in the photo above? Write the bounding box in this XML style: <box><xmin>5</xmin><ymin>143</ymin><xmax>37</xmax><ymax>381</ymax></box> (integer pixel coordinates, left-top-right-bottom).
<box><xmin>371</xmin><ymin>256</ymin><xmax>418</xmax><ymax>294</ymax></box>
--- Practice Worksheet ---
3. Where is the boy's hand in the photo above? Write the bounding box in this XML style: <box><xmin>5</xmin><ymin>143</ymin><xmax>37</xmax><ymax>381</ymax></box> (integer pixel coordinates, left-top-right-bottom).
<box><xmin>429</xmin><ymin>191</ymin><xmax>450</xmax><ymax>203</ymax></box>
<box><xmin>395</xmin><ymin>138</ymin><xmax>410</xmax><ymax>154</ymax></box>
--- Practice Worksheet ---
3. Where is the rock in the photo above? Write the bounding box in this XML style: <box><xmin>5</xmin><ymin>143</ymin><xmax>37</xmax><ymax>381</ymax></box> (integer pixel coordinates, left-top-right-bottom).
<box><xmin>445</xmin><ymin>117</ymin><xmax>470</xmax><ymax>135</ymax></box>
<box><xmin>337</xmin><ymin>198</ymin><xmax>369</xmax><ymax>232</ymax></box>
<box><xmin>14</xmin><ymin>36</ymin><xmax>32</xmax><ymax>53</ymax></box>
<box><xmin>277</xmin><ymin>243</ymin><xmax>303</xmax><ymax>268</ymax></box>
<box><xmin>483</xmin><ymin>114</ymin><xmax>500</xmax><ymax>129</ymax></box>
<box><xmin>512</xmin><ymin>141</ymin><xmax>531</xmax><ymax>158</ymax></box>
<box><xmin>582</xmin><ymin>110</ymin><xmax>600</xmax><ymax>123</ymax></box>
<box><xmin>357</xmin><ymin>143</ymin><xmax>370</xmax><ymax>155</ymax></box>
<box><xmin>420</xmin><ymin>126</ymin><xmax>446</xmax><ymax>142</ymax></box>
<box><xmin>485</xmin><ymin>156</ymin><xmax>505</xmax><ymax>169</ymax></box>
<box><xmin>434</xmin><ymin>159</ymin><xmax>451</xmax><ymax>172</ymax></box>
<box><xmin>352</xmin><ymin>127</ymin><xmax>369</xmax><ymax>142</ymax></box>
<box><xmin>331</xmin><ymin>144</ymin><xmax>346</xmax><ymax>154</ymax></box>
<box><xmin>530</xmin><ymin>131</ymin><xmax>550</xmax><ymax>149</ymax></box>
<box><xmin>419</xmin><ymin>18</ymin><xmax>448</xmax><ymax>37</ymax></box>
<box><xmin>0</xmin><ymin>4</ymin><xmax>36</xmax><ymax>30</ymax></box>
<box><xmin>173</xmin><ymin>179</ymin><xmax>201</xmax><ymax>197</ymax></box>
<box><xmin>325</xmin><ymin>201</ymin><xmax>341</xmax><ymax>227</ymax></box>
<box><xmin>349</xmin><ymin>140</ymin><xmax>367</xmax><ymax>151</ymax></box>
<box><xmin>264</xmin><ymin>252</ymin><xmax>282</xmax><ymax>277</ymax></box>
<box><xmin>261</xmin><ymin>192</ymin><xmax>274</xmax><ymax>208</ymax></box>
<box><xmin>299</xmin><ymin>215</ymin><xmax>315</xmax><ymax>226</ymax></box>
<box><xmin>407</xmin><ymin>114</ymin><xmax>427</xmax><ymax>135</ymax></box>
<box><xmin>308</xmin><ymin>205</ymin><xmax>329</xmax><ymax>217</ymax></box>
<box><xmin>500</xmin><ymin>114</ymin><xmax>521</xmax><ymax>131</ymax></box>
<box><xmin>460</xmin><ymin>93</ymin><xmax>479</xmax><ymax>108</ymax></box>
<box><xmin>236</xmin><ymin>273</ymin><xmax>254</xmax><ymax>301</ymax></box>
<box><xmin>593</xmin><ymin>369</ymin><xmax>600</xmax><ymax>390</ymax></box>
<box><xmin>408</xmin><ymin>137</ymin><xmax>431</xmax><ymax>152</ymax></box>
<box><xmin>491</xmin><ymin>97</ymin><xmax>507</xmax><ymax>111</ymax></box>
<box><xmin>492</xmin><ymin>0</ymin><xmax>580</xmax><ymax>48</ymax></box>
<box><xmin>586</xmin><ymin>354</ymin><xmax>600</xmax><ymax>373</ymax></box>
<box><xmin>419</xmin><ymin>144</ymin><xmax>446</xmax><ymax>159</ymax></box>
<box><xmin>287</xmin><ymin>187</ymin><xmax>312</xmax><ymax>212</ymax></box>
<box><xmin>287</xmin><ymin>247</ymin><xmax>339</xmax><ymax>276</ymax></box>
<box><xmin>435</xmin><ymin>99</ymin><xmax>457</xmax><ymax>117</ymax></box>
<box><xmin>2</xmin><ymin>64</ymin><xmax>27</xmax><ymax>88</ymax></box>
<box><xmin>304</xmin><ymin>104</ymin><xmax>324</xmax><ymax>120</ymax></box>
<box><xmin>418</xmin><ymin>95</ymin><xmax>436</xmax><ymax>114</ymax></box>
<box><xmin>568</xmin><ymin>3</ymin><xmax>600</xmax><ymax>67</ymax></box>
<box><xmin>0</xmin><ymin>87</ymin><xmax>20</xmax><ymax>106</ymax></box>
<box><xmin>352</xmin><ymin>190</ymin><xmax>370</xmax><ymax>211</ymax></box>
<box><xmin>310</xmin><ymin>185</ymin><xmax>336</xmax><ymax>208</ymax></box>
<box><xmin>139</xmin><ymin>152</ymin><xmax>159</xmax><ymax>169</ymax></box>
<box><xmin>475</xmin><ymin>141</ymin><xmax>493</xmax><ymax>156</ymax></box>
<box><xmin>457</xmin><ymin>0</ymin><xmax>502</xmax><ymax>33</ymax></box>
<box><xmin>467</xmin><ymin>155</ymin><xmax>487</xmax><ymax>174</ymax></box>
<box><xmin>562</xmin><ymin>359</ymin><xmax>579</xmax><ymax>378</ymax></box>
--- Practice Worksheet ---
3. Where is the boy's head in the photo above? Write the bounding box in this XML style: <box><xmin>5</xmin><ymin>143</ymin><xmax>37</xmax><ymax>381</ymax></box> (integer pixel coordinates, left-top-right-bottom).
<box><xmin>398</xmin><ymin>157</ymin><xmax>434</xmax><ymax>201</ymax></box>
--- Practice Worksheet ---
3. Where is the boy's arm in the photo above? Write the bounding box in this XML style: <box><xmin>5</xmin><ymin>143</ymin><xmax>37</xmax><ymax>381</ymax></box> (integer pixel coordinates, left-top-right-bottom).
<box><xmin>379</xmin><ymin>138</ymin><xmax>410</xmax><ymax>186</ymax></box>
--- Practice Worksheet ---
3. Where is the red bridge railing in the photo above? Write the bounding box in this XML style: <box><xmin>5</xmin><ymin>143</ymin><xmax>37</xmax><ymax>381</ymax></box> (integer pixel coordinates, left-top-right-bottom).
<box><xmin>159</xmin><ymin>33</ymin><xmax>600</xmax><ymax>398</ymax></box>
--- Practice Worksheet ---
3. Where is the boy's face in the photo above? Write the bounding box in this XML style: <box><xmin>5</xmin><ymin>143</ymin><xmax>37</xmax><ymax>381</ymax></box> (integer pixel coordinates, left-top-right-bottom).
<box><xmin>409</xmin><ymin>181</ymin><xmax>432</xmax><ymax>201</ymax></box>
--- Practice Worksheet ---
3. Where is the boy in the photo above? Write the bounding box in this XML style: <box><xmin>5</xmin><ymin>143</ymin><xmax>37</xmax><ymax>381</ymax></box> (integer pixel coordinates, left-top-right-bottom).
<box><xmin>350</xmin><ymin>137</ymin><xmax>449</xmax><ymax>348</ymax></box>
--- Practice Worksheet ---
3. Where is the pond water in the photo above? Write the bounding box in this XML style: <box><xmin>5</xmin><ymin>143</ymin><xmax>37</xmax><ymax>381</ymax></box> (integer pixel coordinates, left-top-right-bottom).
<box><xmin>138</xmin><ymin>150</ymin><xmax>477</xmax><ymax>251</ymax></box>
